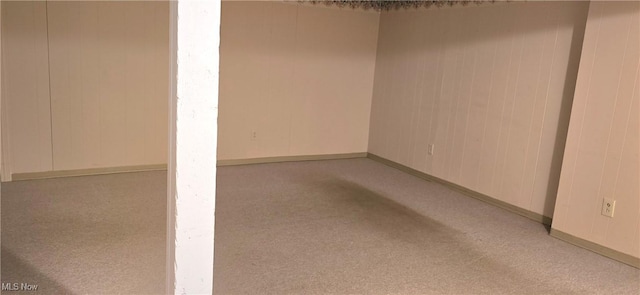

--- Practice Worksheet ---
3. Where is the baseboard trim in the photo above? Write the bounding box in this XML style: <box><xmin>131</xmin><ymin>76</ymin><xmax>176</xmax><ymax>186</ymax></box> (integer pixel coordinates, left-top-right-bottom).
<box><xmin>367</xmin><ymin>153</ymin><xmax>640</xmax><ymax>269</ymax></box>
<box><xmin>367</xmin><ymin>153</ymin><xmax>552</xmax><ymax>226</ymax></box>
<box><xmin>217</xmin><ymin>152</ymin><xmax>368</xmax><ymax>167</ymax></box>
<box><xmin>11</xmin><ymin>164</ymin><xmax>168</xmax><ymax>181</ymax></box>
<box><xmin>550</xmin><ymin>228</ymin><xmax>640</xmax><ymax>269</ymax></box>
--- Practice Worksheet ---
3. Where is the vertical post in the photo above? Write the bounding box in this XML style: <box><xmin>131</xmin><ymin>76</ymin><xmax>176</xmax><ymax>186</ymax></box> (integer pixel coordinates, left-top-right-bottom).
<box><xmin>166</xmin><ymin>0</ymin><xmax>177</xmax><ymax>293</ymax></box>
<box><xmin>168</xmin><ymin>0</ymin><xmax>220</xmax><ymax>294</ymax></box>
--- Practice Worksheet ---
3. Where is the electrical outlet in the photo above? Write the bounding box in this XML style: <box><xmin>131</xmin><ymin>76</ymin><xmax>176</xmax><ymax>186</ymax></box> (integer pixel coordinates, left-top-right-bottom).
<box><xmin>250</xmin><ymin>130</ymin><xmax>257</xmax><ymax>141</ymax></box>
<box><xmin>428</xmin><ymin>144</ymin><xmax>435</xmax><ymax>156</ymax></box>
<box><xmin>601</xmin><ymin>198</ymin><xmax>615</xmax><ymax>217</ymax></box>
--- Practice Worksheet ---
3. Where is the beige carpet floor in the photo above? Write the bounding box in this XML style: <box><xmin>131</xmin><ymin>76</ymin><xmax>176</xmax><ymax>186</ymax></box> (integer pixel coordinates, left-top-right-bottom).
<box><xmin>213</xmin><ymin>158</ymin><xmax>639</xmax><ymax>294</ymax></box>
<box><xmin>2</xmin><ymin>170</ymin><xmax>167</xmax><ymax>294</ymax></box>
<box><xmin>2</xmin><ymin>158</ymin><xmax>639</xmax><ymax>294</ymax></box>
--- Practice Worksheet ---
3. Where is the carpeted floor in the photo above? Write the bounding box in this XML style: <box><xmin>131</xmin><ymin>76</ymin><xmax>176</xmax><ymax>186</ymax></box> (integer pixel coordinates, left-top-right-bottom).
<box><xmin>2</xmin><ymin>158</ymin><xmax>639</xmax><ymax>294</ymax></box>
<box><xmin>213</xmin><ymin>158</ymin><xmax>639</xmax><ymax>294</ymax></box>
<box><xmin>1</xmin><ymin>170</ymin><xmax>167</xmax><ymax>294</ymax></box>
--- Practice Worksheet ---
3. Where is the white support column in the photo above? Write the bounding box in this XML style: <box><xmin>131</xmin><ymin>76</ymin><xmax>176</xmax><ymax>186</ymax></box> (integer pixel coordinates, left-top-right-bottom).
<box><xmin>167</xmin><ymin>1</ymin><xmax>177</xmax><ymax>293</ymax></box>
<box><xmin>167</xmin><ymin>0</ymin><xmax>220</xmax><ymax>294</ymax></box>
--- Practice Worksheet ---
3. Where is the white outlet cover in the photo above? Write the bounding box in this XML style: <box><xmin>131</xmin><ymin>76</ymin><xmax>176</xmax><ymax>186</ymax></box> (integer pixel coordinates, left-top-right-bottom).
<box><xmin>601</xmin><ymin>198</ymin><xmax>616</xmax><ymax>217</ymax></box>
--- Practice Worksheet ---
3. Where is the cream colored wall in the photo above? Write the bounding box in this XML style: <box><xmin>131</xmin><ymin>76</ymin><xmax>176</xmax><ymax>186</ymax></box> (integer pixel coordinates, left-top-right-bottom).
<box><xmin>47</xmin><ymin>1</ymin><xmax>169</xmax><ymax>170</ymax></box>
<box><xmin>368</xmin><ymin>1</ymin><xmax>589</xmax><ymax>218</ymax></box>
<box><xmin>3</xmin><ymin>0</ymin><xmax>377</xmax><ymax>174</ymax></box>
<box><xmin>1</xmin><ymin>1</ymin><xmax>53</xmax><ymax>175</ymax></box>
<box><xmin>218</xmin><ymin>1</ymin><xmax>379</xmax><ymax>160</ymax></box>
<box><xmin>552</xmin><ymin>1</ymin><xmax>640</xmax><ymax>258</ymax></box>
<box><xmin>1</xmin><ymin>1</ymin><xmax>169</xmax><ymax>176</ymax></box>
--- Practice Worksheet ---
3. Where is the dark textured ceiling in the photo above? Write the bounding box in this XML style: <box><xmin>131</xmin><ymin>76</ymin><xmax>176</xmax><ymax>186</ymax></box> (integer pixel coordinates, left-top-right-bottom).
<box><xmin>300</xmin><ymin>0</ymin><xmax>494</xmax><ymax>11</ymax></box>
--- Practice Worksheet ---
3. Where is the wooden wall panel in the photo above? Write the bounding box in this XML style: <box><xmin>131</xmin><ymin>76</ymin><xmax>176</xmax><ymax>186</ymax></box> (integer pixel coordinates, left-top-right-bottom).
<box><xmin>1</xmin><ymin>1</ymin><xmax>169</xmax><ymax>176</ymax></box>
<box><xmin>1</xmin><ymin>1</ymin><xmax>53</xmax><ymax>174</ymax></box>
<box><xmin>218</xmin><ymin>1</ymin><xmax>379</xmax><ymax>160</ymax></box>
<box><xmin>553</xmin><ymin>1</ymin><xmax>640</xmax><ymax>258</ymax></box>
<box><xmin>47</xmin><ymin>1</ymin><xmax>169</xmax><ymax>171</ymax></box>
<box><xmin>369</xmin><ymin>1</ymin><xmax>589</xmax><ymax>218</ymax></box>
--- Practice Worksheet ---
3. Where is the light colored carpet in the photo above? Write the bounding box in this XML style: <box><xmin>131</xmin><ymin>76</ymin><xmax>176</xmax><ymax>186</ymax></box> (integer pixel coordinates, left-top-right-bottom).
<box><xmin>2</xmin><ymin>158</ymin><xmax>639</xmax><ymax>294</ymax></box>
<box><xmin>213</xmin><ymin>158</ymin><xmax>640</xmax><ymax>294</ymax></box>
<box><xmin>2</xmin><ymin>171</ymin><xmax>167</xmax><ymax>294</ymax></box>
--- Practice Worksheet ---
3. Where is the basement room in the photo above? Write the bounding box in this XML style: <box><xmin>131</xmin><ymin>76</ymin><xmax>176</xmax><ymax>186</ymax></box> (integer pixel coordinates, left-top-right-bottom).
<box><xmin>1</xmin><ymin>0</ymin><xmax>638</xmax><ymax>294</ymax></box>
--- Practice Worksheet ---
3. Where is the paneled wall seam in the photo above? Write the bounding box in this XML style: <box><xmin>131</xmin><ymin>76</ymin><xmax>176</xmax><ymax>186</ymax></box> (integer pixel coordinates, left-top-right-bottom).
<box><xmin>446</xmin><ymin>52</ymin><xmax>463</xmax><ymax>179</ymax></box>
<box><xmin>475</xmin><ymin>42</ymin><xmax>498</xmax><ymax>188</ymax></box>
<box><xmin>406</xmin><ymin>24</ymin><xmax>421</xmax><ymax>167</ymax></box>
<box><xmin>409</xmin><ymin>72</ymin><xmax>422</xmax><ymax>165</ymax></box>
<box><xmin>498</xmin><ymin>33</ymin><xmax>524</xmax><ymax>202</ymax></box>
<box><xmin>425</xmin><ymin>42</ymin><xmax>445</xmax><ymax>171</ymax></box>
<box><xmin>44</xmin><ymin>0</ymin><xmax>54</xmax><ymax>170</ymax></box>
<box><xmin>528</xmin><ymin>22</ymin><xmax>560</xmax><ymax>210</ymax></box>
<box><xmin>489</xmin><ymin>33</ymin><xmax>515</xmax><ymax>193</ymax></box>
<box><xmin>458</xmin><ymin>51</ymin><xmax>479</xmax><ymax>182</ymax></box>
<box><xmin>563</xmin><ymin>5</ymin><xmax>602</xmax><ymax>218</ymax></box>
<box><xmin>286</xmin><ymin>4</ymin><xmax>299</xmax><ymax>155</ymax></box>
<box><xmin>0</xmin><ymin>2</ymin><xmax>9</xmax><ymax>181</ymax></box>
<box><xmin>606</xmin><ymin>65</ymin><xmax>640</xmax><ymax>242</ymax></box>
<box><xmin>519</xmin><ymin>21</ymin><xmax>549</xmax><ymax>207</ymax></box>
